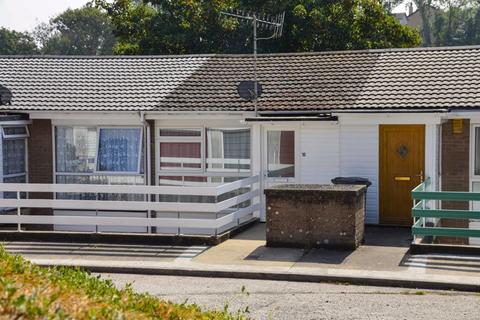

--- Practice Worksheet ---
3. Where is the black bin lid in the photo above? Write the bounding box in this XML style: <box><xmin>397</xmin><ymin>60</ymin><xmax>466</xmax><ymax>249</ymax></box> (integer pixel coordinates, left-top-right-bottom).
<box><xmin>331</xmin><ymin>177</ymin><xmax>371</xmax><ymax>187</ymax></box>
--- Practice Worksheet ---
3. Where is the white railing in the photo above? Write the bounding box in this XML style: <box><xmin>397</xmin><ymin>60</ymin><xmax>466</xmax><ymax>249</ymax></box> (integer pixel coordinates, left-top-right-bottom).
<box><xmin>0</xmin><ymin>175</ymin><xmax>260</xmax><ymax>235</ymax></box>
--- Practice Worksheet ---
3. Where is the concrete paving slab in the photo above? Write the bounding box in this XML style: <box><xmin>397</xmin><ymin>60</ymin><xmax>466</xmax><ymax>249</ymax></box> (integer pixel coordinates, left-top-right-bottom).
<box><xmin>4</xmin><ymin>223</ymin><xmax>480</xmax><ymax>291</ymax></box>
<box><xmin>295</xmin><ymin>246</ymin><xmax>410</xmax><ymax>272</ymax></box>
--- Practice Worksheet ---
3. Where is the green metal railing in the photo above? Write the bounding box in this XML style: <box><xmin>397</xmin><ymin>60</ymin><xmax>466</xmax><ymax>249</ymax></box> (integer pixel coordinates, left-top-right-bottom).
<box><xmin>411</xmin><ymin>177</ymin><xmax>480</xmax><ymax>239</ymax></box>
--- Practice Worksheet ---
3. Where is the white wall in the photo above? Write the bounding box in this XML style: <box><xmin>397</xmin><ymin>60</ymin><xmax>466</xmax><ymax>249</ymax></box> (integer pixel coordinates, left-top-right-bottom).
<box><xmin>294</xmin><ymin>115</ymin><xmax>440</xmax><ymax>225</ymax></box>
<box><xmin>300</xmin><ymin>123</ymin><xmax>340</xmax><ymax>183</ymax></box>
<box><xmin>339</xmin><ymin>125</ymin><xmax>379</xmax><ymax>224</ymax></box>
<box><xmin>298</xmin><ymin>123</ymin><xmax>379</xmax><ymax>224</ymax></box>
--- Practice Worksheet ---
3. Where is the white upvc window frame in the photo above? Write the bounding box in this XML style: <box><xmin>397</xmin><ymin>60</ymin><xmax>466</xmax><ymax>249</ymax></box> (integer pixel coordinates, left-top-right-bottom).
<box><xmin>95</xmin><ymin>126</ymin><xmax>144</xmax><ymax>174</ymax></box>
<box><xmin>470</xmin><ymin>124</ymin><xmax>480</xmax><ymax>194</ymax></box>
<box><xmin>1</xmin><ymin>125</ymin><xmax>29</xmax><ymax>202</ymax></box>
<box><xmin>54</xmin><ymin>125</ymin><xmax>146</xmax><ymax>179</ymax></box>
<box><xmin>157</xmin><ymin>127</ymin><xmax>205</xmax><ymax>173</ymax></box>
<box><xmin>205</xmin><ymin>127</ymin><xmax>252</xmax><ymax>174</ymax></box>
<box><xmin>2</xmin><ymin>125</ymin><xmax>29</xmax><ymax>139</ymax></box>
<box><xmin>156</xmin><ymin>126</ymin><xmax>253</xmax><ymax>187</ymax></box>
<box><xmin>263</xmin><ymin>125</ymin><xmax>300</xmax><ymax>184</ymax></box>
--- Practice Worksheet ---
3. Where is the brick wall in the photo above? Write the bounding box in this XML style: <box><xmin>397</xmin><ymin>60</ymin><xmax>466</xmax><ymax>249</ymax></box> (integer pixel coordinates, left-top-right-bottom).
<box><xmin>265</xmin><ymin>185</ymin><xmax>366</xmax><ymax>250</ymax></box>
<box><xmin>440</xmin><ymin>119</ymin><xmax>470</xmax><ymax>244</ymax></box>
<box><xmin>28</xmin><ymin>119</ymin><xmax>54</xmax><ymax>187</ymax></box>
<box><xmin>26</xmin><ymin>119</ymin><xmax>53</xmax><ymax>229</ymax></box>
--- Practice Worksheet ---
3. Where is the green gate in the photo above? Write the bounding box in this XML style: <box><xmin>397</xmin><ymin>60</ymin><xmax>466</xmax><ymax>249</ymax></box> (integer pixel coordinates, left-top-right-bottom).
<box><xmin>412</xmin><ymin>177</ymin><xmax>480</xmax><ymax>239</ymax></box>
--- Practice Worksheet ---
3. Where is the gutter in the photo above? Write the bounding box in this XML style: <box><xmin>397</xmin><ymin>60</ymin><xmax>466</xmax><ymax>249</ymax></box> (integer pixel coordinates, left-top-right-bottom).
<box><xmin>258</xmin><ymin>109</ymin><xmax>449</xmax><ymax>115</ymax></box>
<box><xmin>245</xmin><ymin>116</ymin><xmax>338</xmax><ymax>122</ymax></box>
<box><xmin>139</xmin><ymin>112</ymin><xmax>151</xmax><ymax>187</ymax></box>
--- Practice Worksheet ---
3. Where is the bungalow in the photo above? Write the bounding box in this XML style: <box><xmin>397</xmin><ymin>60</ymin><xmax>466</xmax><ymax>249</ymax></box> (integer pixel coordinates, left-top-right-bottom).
<box><xmin>0</xmin><ymin>46</ymin><xmax>479</xmax><ymax>239</ymax></box>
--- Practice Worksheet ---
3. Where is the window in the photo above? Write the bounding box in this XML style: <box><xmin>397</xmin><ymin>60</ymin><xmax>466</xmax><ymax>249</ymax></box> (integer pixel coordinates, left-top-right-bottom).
<box><xmin>157</xmin><ymin>127</ymin><xmax>252</xmax><ymax>198</ymax></box>
<box><xmin>2</xmin><ymin>125</ymin><xmax>28</xmax><ymax>139</ymax></box>
<box><xmin>159</xmin><ymin>128</ymin><xmax>201</xmax><ymax>137</ymax></box>
<box><xmin>56</xmin><ymin>127</ymin><xmax>96</xmax><ymax>173</ymax></box>
<box><xmin>3</xmin><ymin>139</ymin><xmax>26</xmax><ymax>175</ymax></box>
<box><xmin>475</xmin><ymin>127</ymin><xmax>480</xmax><ymax>176</ymax></box>
<box><xmin>267</xmin><ymin>131</ymin><xmax>295</xmax><ymax>178</ymax></box>
<box><xmin>206</xmin><ymin>128</ymin><xmax>250</xmax><ymax>172</ymax></box>
<box><xmin>1</xmin><ymin>125</ymin><xmax>29</xmax><ymax>201</ymax></box>
<box><xmin>97</xmin><ymin>128</ymin><xmax>142</xmax><ymax>173</ymax></box>
<box><xmin>158</xmin><ymin>127</ymin><xmax>251</xmax><ymax>175</ymax></box>
<box><xmin>54</xmin><ymin>126</ymin><xmax>145</xmax><ymax>200</ymax></box>
<box><xmin>159</xmin><ymin>142</ymin><xmax>202</xmax><ymax>171</ymax></box>
<box><xmin>158</xmin><ymin>128</ymin><xmax>203</xmax><ymax>172</ymax></box>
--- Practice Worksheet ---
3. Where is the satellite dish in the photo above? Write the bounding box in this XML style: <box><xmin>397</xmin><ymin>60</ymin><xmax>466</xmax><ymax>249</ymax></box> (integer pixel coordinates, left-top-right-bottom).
<box><xmin>237</xmin><ymin>80</ymin><xmax>263</xmax><ymax>101</ymax></box>
<box><xmin>0</xmin><ymin>85</ymin><xmax>12</xmax><ymax>106</ymax></box>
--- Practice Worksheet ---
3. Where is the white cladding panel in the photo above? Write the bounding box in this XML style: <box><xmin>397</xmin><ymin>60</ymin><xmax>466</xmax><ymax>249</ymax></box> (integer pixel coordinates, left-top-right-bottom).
<box><xmin>300</xmin><ymin>125</ymin><xmax>340</xmax><ymax>183</ymax></box>
<box><xmin>340</xmin><ymin>125</ymin><xmax>379</xmax><ymax>224</ymax></box>
<box><xmin>298</xmin><ymin>124</ymin><xmax>379</xmax><ymax>224</ymax></box>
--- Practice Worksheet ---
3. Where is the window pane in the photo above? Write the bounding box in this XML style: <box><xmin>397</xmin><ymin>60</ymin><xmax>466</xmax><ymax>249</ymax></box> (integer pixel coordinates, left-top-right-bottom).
<box><xmin>158</xmin><ymin>176</ymin><xmax>211</xmax><ymax>203</ymax></box>
<box><xmin>3</xmin><ymin>126</ymin><xmax>27</xmax><ymax>137</ymax></box>
<box><xmin>97</xmin><ymin>128</ymin><xmax>142</xmax><ymax>172</ymax></box>
<box><xmin>206</xmin><ymin>128</ymin><xmax>251</xmax><ymax>172</ymax></box>
<box><xmin>55</xmin><ymin>127</ymin><xmax>96</xmax><ymax>173</ymax></box>
<box><xmin>2</xmin><ymin>139</ymin><xmax>25</xmax><ymax>175</ymax></box>
<box><xmin>4</xmin><ymin>175</ymin><xmax>26</xmax><ymax>199</ymax></box>
<box><xmin>159</xmin><ymin>128</ymin><xmax>201</xmax><ymax>137</ymax></box>
<box><xmin>159</xmin><ymin>142</ymin><xmax>201</xmax><ymax>170</ymax></box>
<box><xmin>476</xmin><ymin>128</ymin><xmax>480</xmax><ymax>175</ymax></box>
<box><xmin>267</xmin><ymin>131</ymin><xmax>295</xmax><ymax>178</ymax></box>
<box><xmin>56</xmin><ymin>175</ymin><xmax>145</xmax><ymax>201</ymax></box>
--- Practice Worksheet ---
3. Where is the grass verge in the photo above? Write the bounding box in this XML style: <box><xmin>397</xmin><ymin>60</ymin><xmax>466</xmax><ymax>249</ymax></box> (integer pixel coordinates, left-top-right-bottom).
<box><xmin>0</xmin><ymin>246</ymin><xmax>247</xmax><ymax>319</ymax></box>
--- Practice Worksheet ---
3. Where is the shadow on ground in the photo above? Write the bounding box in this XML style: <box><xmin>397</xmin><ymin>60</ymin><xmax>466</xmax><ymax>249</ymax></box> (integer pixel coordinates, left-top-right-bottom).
<box><xmin>401</xmin><ymin>253</ymin><xmax>480</xmax><ymax>274</ymax></box>
<box><xmin>3</xmin><ymin>242</ymin><xmax>208</xmax><ymax>260</ymax></box>
<box><xmin>243</xmin><ymin>224</ymin><xmax>412</xmax><ymax>266</ymax></box>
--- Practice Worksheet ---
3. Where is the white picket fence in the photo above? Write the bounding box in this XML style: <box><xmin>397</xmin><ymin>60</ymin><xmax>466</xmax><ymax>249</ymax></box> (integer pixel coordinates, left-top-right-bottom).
<box><xmin>0</xmin><ymin>175</ymin><xmax>259</xmax><ymax>235</ymax></box>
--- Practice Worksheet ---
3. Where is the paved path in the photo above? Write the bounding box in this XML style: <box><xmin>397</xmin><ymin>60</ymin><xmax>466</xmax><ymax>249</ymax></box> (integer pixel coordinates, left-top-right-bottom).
<box><xmin>100</xmin><ymin>273</ymin><xmax>480</xmax><ymax>320</ymax></box>
<box><xmin>4</xmin><ymin>224</ymin><xmax>480</xmax><ymax>291</ymax></box>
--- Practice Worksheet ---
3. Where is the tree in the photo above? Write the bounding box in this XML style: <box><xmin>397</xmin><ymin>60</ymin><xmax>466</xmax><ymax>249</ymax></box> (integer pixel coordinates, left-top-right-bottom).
<box><xmin>412</xmin><ymin>0</ymin><xmax>480</xmax><ymax>46</ymax></box>
<box><xmin>34</xmin><ymin>5</ymin><xmax>116</xmax><ymax>55</ymax></box>
<box><xmin>0</xmin><ymin>28</ymin><xmax>38</xmax><ymax>55</ymax></box>
<box><xmin>413</xmin><ymin>0</ymin><xmax>437</xmax><ymax>46</ymax></box>
<box><xmin>96</xmin><ymin>0</ymin><xmax>421</xmax><ymax>55</ymax></box>
<box><xmin>431</xmin><ymin>0</ymin><xmax>480</xmax><ymax>46</ymax></box>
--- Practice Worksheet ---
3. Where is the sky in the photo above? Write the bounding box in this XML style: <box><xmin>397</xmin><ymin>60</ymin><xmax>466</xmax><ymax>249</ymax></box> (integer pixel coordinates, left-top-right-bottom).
<box><xmin>0</xmin><ymin>0</ymin><xmax>89</xmax><ymax>32</ymax></box>
<box><xmin>0</xmin><ymin>0</ymin><xmax>413</xmax><ymax>33</ymax></box>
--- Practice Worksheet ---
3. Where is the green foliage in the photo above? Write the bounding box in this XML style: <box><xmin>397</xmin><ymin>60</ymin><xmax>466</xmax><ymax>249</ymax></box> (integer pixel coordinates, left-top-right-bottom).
<box><xmin>0</xmin><ymin>246</ymin><xmax>247</xmax><ymax>319</ymax></box>
<box><xmin>0</xmin><ymin>28</ymin><xmax>38</xmax><ymax>55</ymax></box>
<box><xmin>34</xmin><ymin>5</ymin><xmax>116</xmax><ymax>55</ymax></box>
<box><xmin>431</xmin><ymin>0</ymin><xmax>480</xmax><ymax>46</ymax></box>
<box><xmin>412</xmin><ymin>0</ymin><xmax>480</xmax><ymax>46</ymax></box>
<box><xmin>95</xmin><ymin>0</ymin><xmax>421</xmax><ymax>55</ymax></box>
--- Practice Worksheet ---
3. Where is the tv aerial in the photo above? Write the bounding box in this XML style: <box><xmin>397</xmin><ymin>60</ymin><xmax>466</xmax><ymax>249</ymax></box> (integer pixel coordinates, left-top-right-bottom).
<box><xmin>220</xmin><ymin>9</ymin><xmax>285</xmax><ymax>115</ymax></box>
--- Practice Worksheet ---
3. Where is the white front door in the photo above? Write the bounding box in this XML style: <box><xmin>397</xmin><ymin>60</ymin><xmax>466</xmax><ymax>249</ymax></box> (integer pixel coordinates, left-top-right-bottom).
<box><xmin>263</xmin><ymin>127</ymin><xmax>299</xmax><ymax>187</ymax></box>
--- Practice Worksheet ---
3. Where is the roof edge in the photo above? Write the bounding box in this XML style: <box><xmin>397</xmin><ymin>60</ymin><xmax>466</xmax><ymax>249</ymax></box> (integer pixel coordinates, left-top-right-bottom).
<box><xmin>1</xmin><ymin>45</ymin><xmax>480</xmax><ymax>60</ymax></box>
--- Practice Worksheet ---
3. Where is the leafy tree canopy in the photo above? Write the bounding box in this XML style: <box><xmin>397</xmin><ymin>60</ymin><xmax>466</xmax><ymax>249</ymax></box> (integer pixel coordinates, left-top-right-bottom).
<box><xmin>0</xmin><ymin>28</ymin><xmax>38</xmax><ymax>55</ymax></box>
<box><xmin>34</xmin><ymin>5</ymin><xmax>116</xmax><ymax>55</ymax></box>
<box><xmin>95</xmin><ymin>0</ymin><xmax>422</xmax><ymax>55</ymax></box>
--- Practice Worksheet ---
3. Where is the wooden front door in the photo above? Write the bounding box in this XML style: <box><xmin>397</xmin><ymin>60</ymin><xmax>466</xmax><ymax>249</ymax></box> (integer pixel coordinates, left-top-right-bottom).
<box><xmin>379</xmin><ymin>125</ymin><xmax>425</xmax><ymax>226</ymax></box>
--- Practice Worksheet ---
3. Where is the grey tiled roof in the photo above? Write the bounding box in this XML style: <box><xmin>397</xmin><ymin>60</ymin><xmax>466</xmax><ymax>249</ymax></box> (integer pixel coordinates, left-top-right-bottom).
<box><xmin>1</xmin><ymin>46</ymin><xmax>479</xmax><ymax>113</ymax></box>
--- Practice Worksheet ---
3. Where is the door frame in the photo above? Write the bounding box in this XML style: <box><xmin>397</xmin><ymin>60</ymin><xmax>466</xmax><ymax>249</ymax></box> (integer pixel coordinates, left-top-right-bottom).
<box><xmin>379</xmin><ymin>124</ymin><xmax>425</xmax><ymax>226</ymax></box>
<box><xmin>262</xmin><ymin>125</ymin><xmax>301</xmax><ymax>186</ymax></box>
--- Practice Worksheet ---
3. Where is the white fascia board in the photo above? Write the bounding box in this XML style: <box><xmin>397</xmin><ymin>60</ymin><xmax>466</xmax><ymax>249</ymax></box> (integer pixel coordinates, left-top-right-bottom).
<box><xmin>30</xmin><ymin>111</ymin><xmax>141</xmax><ymax>122</ymax></box>
<box><xmin>446</xmin><ymin>110</ymin><xmax>480</xmax><ymax>120</ymax></box>
<box><xmin>155</xmin><ymin>118</ymin><xmax>252</xmax><ymax>128</ymax></box>
<box><xmin>337</xmin><ymin>112</ymin><xmax>443</xmax><ymax>125</ymax></box>
<box><xmin>146</xmin><ymin>111</ymin><xmax>254</xmax><ymax>120</ymax></box>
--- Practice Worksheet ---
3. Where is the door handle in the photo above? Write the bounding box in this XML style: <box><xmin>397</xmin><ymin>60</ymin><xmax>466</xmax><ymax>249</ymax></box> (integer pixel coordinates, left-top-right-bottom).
<box><xmin>395</xmin><ymin>176</ymin><xmax>411</xmax><ymax>181</ymax></box>
<box><xmin>415</xmin><ymin>170</ymin><xmax>424</xmax><ymax>182</ymax></box>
